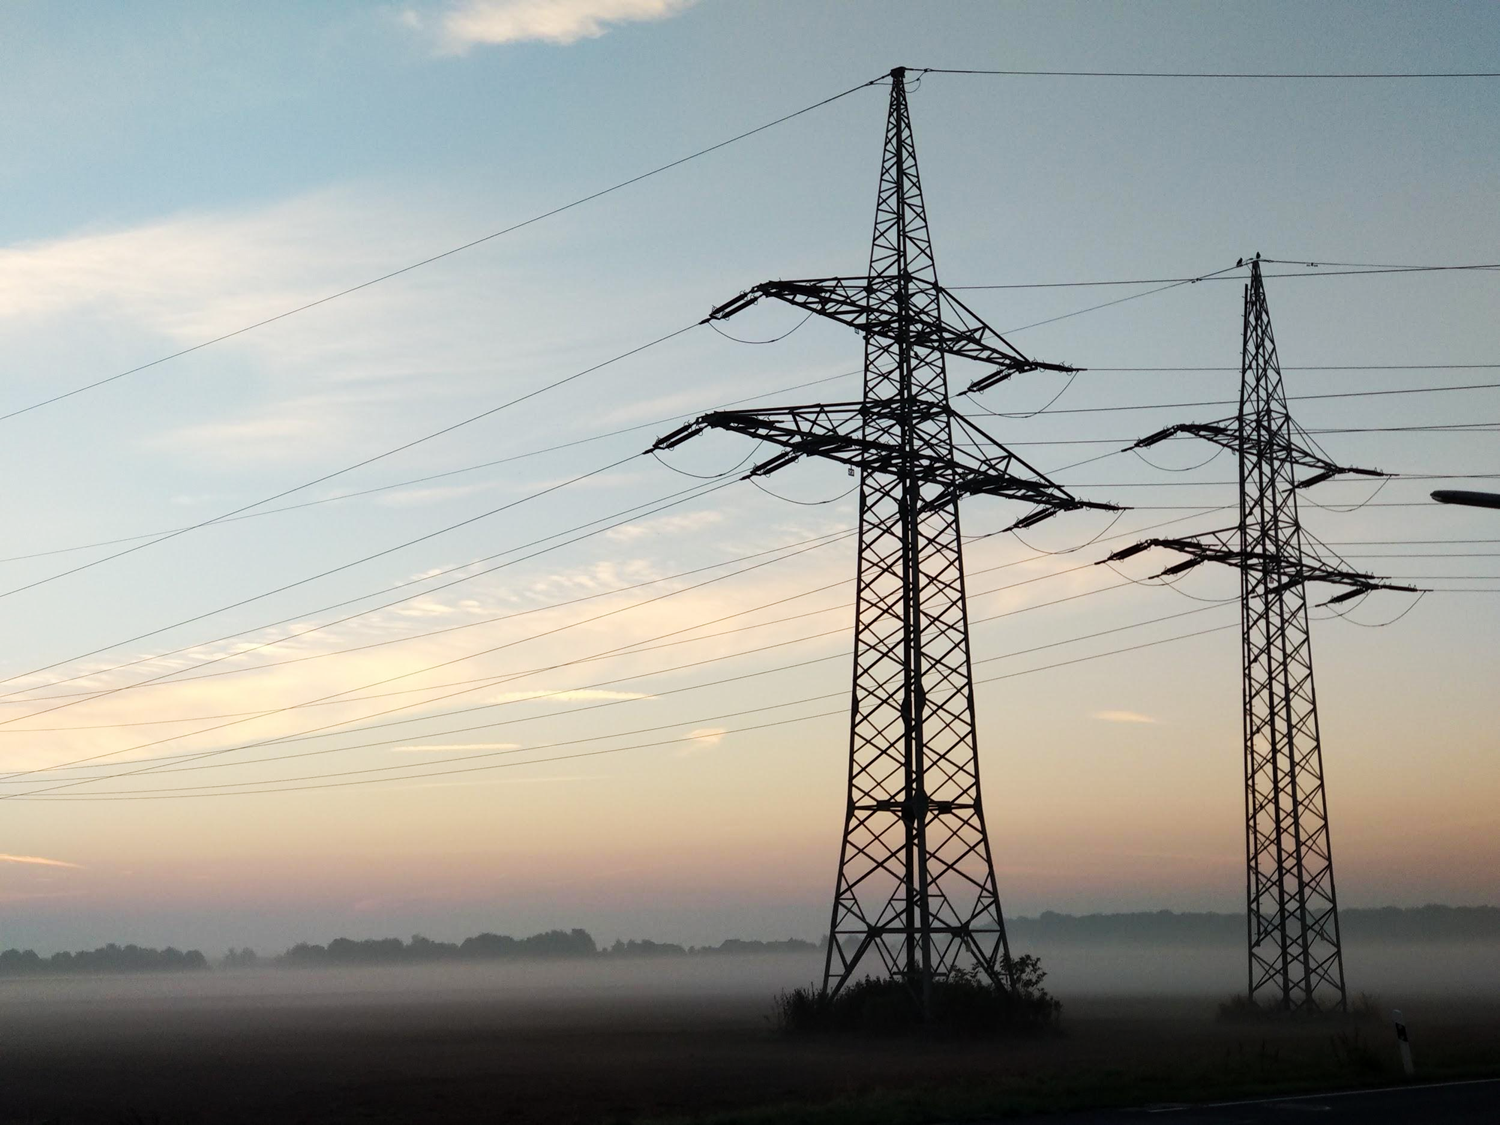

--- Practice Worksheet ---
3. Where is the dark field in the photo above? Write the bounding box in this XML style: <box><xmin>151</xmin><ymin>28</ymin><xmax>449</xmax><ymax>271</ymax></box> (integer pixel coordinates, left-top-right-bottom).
<box><xmin>1</xmin><ymin>954</ymin><xmax>1497</xmax><ymax>1124</ymax></box>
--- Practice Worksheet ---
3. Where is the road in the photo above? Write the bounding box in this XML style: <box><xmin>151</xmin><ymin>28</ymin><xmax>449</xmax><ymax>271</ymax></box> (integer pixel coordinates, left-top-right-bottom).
<box><xmin>1003</xmin><ymin>1078</ymin><xmax>1499</xmax><ymax>1123</ymax></box>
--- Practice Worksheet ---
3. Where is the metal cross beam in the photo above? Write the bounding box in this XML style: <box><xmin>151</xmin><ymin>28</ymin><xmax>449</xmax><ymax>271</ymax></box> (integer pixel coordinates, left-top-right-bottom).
<box><xmin>707</xmin><ymin>278</ymin><xmax>1076</xmax><ymax>390</ymax></box>
<box><xmin>1127</xmin><ymin>421</ymin><xmax>1386</xmax><ymax>489</ymax></box>
<box><xmin>1104</xmin><ymin>529</ymin><xmax>1417</xmax><ymax>602</ymax></box>
<box><xmin>654</xmin><ymin>403</ymin><xmax>1116</xmax><ymax>523</ymax></box>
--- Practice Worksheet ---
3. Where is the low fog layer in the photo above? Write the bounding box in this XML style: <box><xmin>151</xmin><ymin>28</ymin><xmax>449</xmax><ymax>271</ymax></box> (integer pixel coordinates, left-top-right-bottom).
<box><xmin>1</xmin><ymin>939</ymin><xmax>1495</xmax><ymax>1014</ymax></box>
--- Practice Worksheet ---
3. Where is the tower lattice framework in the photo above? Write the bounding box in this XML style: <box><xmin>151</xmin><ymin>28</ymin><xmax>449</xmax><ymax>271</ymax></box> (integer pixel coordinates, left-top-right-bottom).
<box><xmin>1102</xmin><ymin>259</ymin><xmax>1414</xmax><ymax>1011</ymax></box>
<box><xmin>653</xmin><ymin>68</ymin><xmax>1114</xmax><ymax>1005</ymax></box>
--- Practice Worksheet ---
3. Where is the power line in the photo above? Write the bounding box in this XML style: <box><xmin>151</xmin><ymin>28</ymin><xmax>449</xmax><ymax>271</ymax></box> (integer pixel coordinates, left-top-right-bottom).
<box><xmin>0</xmin><ymin>502</ymin><xmax>1226</xmax><ymax>718</ymax></box>
<box><xmin>0</xmin><ymin>323</ymin><xmax>701</xmax><ymax>603</ymax></box>
<box><xmin>12</xmin><ymin>529</ymin><xmax>1492</xmax><ymax>793</ymax></box>
<box><xmin>1059</xmin><ymin>475</ymin><xmax>1500</xmax><ymax>489</ymax></box>
<box><xmin>3</xmin><ymin>506</ymin><xmax>1236</xmax><ymax>775</ymax></box>
<box><xmin>916</xmin><ymin>67</ymin><xmax>1500</xmax><ymax>79</ymax></box>
<box><xmin>0</xmin><ymin>368</ymin><xmax>860</xmax><ymax>567</ymax></box>
<box><xmin>0</xmin><ymin>371</ymin><xmax>865</xmax><ymax>703</ymax></box>
<box><xmin>0</xmin><ymin>475</ymin><xmax>732</xmax><ymax>711</ymax></box>
<box><xmin>0</xmin><ymin>507</ymin><xmax>870</xmax><ymax>792</ymax></box>
<box><xmin>1</xmin><ymin>527</ymin><xmax>856</xmax><ymax>715</ymax></box>
<box><xmin>1082</xmin><ymin>365</ymin><xmax>1500</xmax><ymax>373</ymax></box>
<box><xmin>1340</xmin><ymin>553</ymin><xmax>1500</xmax><ymax>559</ymax></box>
<box><xmin>967</xmin><ymin>382</ymin><xmax>1500</xmax><ymax>417</ymax></box>
<box><xmin>0</xmin><ymin>507</ymin><xmax>1253</xmax><ymax>774</ymax></box>
<box><xmin>1000</xmin><ymin>262</ymin><xmax>1245</xmax><ymax>334</ymax></box>
<box><xmin>969</xmin><ymin>422</ymin><xmax>1500</xmax><ymax>447</ymax></box>
<box><xmin>0</xmin><ymin>77</ymin><xmax>879</xmax><ymax>426</ymax></box>
<box><xmin>0</xmin><ymin>547</ymin><xmax>1119</xmax><ymax>783</ymax></box>
<box><xmin>1325</xmin><ymin>539</ymin><xmax>1500</xmax><ymax>546</ymax></box>
<box><xmin>955</xmin><ymin>263</ymin><xmax>1500</xmax><ymax>291</ymax></box>
<box><xmin>0</xmin><ymin>519</ymin><xmax>852</xmax><ymax>723</ymax></box>
<box><xmin>12</xmin><ymin>618</ymin><xmax>1243</xmax><ymax>801</ymax></box>
<box><xmin>0</xmin><ymin>451</ymin><xmax>672</xmax><ymax>711</ymax></box>
<box><xmin>0</xmin><ymin>371</ymin><xmax>865</xmax><ymax>705</ymax></box>
<box><xmin>6</xmin><ymin>594</ymin><xmax>1237</xmax><ymax>790</ymax></box>
<box><xmin>1131</xmin><ymin>502</ymin><xmax>1456</xmax><ymax>510</ymax></box>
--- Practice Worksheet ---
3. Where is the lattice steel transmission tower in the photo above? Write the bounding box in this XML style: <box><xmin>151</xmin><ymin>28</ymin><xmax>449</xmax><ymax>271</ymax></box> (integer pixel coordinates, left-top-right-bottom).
<box><xmin>1101</xmin><ymin>257</ymin><xmax>1415</xmax><ymax>1012</ymax></box>
<box><xmin>653</xmin><ymin>67</ymin><xmax>1115</xmax><ymax>1007</ymax></box>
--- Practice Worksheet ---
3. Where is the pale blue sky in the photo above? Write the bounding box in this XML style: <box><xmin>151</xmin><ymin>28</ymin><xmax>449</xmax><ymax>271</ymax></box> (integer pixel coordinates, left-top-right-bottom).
<box><xmin>0</xmin><ymin>1</ymin><xmax>1496</xmax><ymax>954</ymax></box>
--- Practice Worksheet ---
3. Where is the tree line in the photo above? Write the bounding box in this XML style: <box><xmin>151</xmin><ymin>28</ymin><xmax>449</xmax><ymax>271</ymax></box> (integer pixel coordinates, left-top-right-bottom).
<box><xmin>0</xmin><ymin>943</ymin><xmax>208</xmax><ymax>976</ymax></box>
<box><xmin>6</xmin><ymin>905</ymin><xmax>1489</xmax><ymax>978</ymax></box>
<box><xmin>272</xmin><ymin>930</ymin><xmax>819</xmax><ymax>967</ymax></box>
<box><xmin>0</xmin><ymin>929</ymin><xmax>820</xmax><ymax>976</ymax></box>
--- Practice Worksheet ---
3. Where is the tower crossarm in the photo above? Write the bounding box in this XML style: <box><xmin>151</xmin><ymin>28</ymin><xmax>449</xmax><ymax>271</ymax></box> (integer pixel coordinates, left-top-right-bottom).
<box><xmin>1100</xmin><ymin>530</ymin><xmax>1420</xmax><ymax>601</ymax></box>
<box><xmin>652</xmin><ymin>401</ymin><xmax>1120</xmax><ymax>522</ymax></box>
<box><xmin>707</xmin><ymin>277</ymin><xmax>1078</xmax><ymax>387</ymax></box>
<box><xmin>1126</xmin><ymin>419</ymin><xmax>1387</xmax><ymax>488</ymax></box>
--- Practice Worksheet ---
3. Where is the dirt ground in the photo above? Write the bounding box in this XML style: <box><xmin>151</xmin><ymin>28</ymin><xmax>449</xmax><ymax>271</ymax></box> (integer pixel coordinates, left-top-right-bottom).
<box><xmin>0</xmin><ymin>963</ymin><xmax>1496</xmax><ymax>1124</ymax></box>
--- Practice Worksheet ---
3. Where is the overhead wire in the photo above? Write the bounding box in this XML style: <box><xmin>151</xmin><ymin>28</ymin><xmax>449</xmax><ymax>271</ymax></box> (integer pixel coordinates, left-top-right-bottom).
<box><xmin>0</xmin><ymin>475</ymin><xmax>735</xmax><ymax>713</ymax></box>
<box><xmin>1000</xmin><ymin>263</ymin><xmax>1244</xmax><ymax>335</ymax></box>
<box><xmin>951</xmin><ymin>265</ymin><xmax>1500</xmax><ymax>290</ymax></box>
<box><xmin>0</xmin><ymin>76</ymin><xmax>880</xmax><ymax>426</ymax></box>
<box><xmin>0</xmin><ymin>526</ymin><xmax>859</xmax><ymax>723</ymax></box>
<box><xmin>0</xmin><ymin>505</ymin><xmax>1262</xmax><ymax>774</ymax></box>
<box><xmin>968</xmin><ymin>381</ymin><xmax>1500</xmax><ymax>417</ymax></box>
<box><xmin>0</xmin><ymin>322</ymin><xmax>703</xmax><ymax>602</ymax></box>
<box><xmin>0</xmin><ymin>488</ymin><xmax>862</xmax><ymax>796</ymax></box>
<box><xmin>915</xmin><ymin>67</ymin><xmax>1500</xmax><ymax>79</ymax></box>
<box><xmin>0</xmin><ymin>367</ymin><xmax>860</xmax><ymax>567</ymax></box>
<box><xmin>708</xmin><ymin>310</ymin><xmax>816</xmax><ymax>344</ymax></box>
<box><xmin>11</xmin><ymin>617</ymin><xmax>1246</xmax><ymax>801</ymax></box>
<box><xmin>0</xmin><ymin>543</ymin><xmax>1108</xmax><ymax>783</ymax></box>
<box><xmin>11</xmin><ymin>502</ymin><xmax>1485</xmax><ymax>794</ymax></box>
<box><xmin>6</xmin><ymin>583</ymin><xmax>1240</xmax><ymax>790</ymax></box>
<box><xmin>0</xmin><ymin>505</ymin><xmax>1242</xmax><ymax>735</ymax></box>
<box><xmin>0</xmin><ymin>370</ymin><xmax>867</xmax><ymax>709</ymax></box>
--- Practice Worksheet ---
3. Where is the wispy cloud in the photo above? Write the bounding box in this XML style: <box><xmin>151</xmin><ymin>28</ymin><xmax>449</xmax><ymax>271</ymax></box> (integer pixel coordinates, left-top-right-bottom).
<box><xmin>0</xmin><ymin>853</ymin><xmax>83</xmax><ymax>869</ymax></box>
<box><xmin>0</xmin><ymin>186</ymin><xmax>551</xmax><ymax>469</ymax></box>
<box><xmin>606</xmin><ymin>510</ymin><xmax>723</xmax><ymax>542</ymax></box>
<box><xmin>484</xmin><ymin>688</ymin><xmax>653</xmax><ymax>703</ymax></box>
<box><xmin>391</xmin><ymin>741</ymin><xmax>521</xmax><ymax>752</ymax></box>
<box><xmin>417</xmin><ymin>0</ymin><xmax>697</xmax><ymax>53</ymax></box>
<box><xmin>404</xmin><ymin>773</ymin><xmax>598</xmax><ymax>790</ymax></box>
<box><xmin>1093</xmin><ymin>710</ymin><xmax>1158</xmax><ymax>725</ymax></box>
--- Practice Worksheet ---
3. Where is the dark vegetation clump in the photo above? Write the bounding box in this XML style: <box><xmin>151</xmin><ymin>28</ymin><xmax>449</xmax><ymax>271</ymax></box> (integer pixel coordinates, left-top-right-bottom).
<box><xmin>1217</xmin><ymin>990</ymin><xmax>1383</xmax><ymax>1023</ymax></box>
<box><xmin>773</xmin><ymin>954</ymin><xmax>1060</xmax><ymax>1037</ymax></box>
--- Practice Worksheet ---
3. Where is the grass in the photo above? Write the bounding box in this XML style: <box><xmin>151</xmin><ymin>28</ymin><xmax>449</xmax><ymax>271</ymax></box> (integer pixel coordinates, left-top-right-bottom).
<box><xmin>644</xmin><ymin>988</ymin><xmax>1500</xmax><ymax>1125</ymax></box>
<box><xmin>642</xmin><ymin>1046</ymin><xmax>1497</xmax><ymax>1125</ymax></box>
<box><xmin>1217</xmin><ymin>989</ymin><xmax>1385</xmax><ymax>1022</ymax></box>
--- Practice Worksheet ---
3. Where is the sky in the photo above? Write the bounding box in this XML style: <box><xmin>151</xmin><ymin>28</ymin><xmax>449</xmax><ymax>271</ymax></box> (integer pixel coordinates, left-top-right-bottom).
<box><xmin>0</xmin><ymin>0</ymin><xmax>1496</xmax><ymax>955</ymax></box>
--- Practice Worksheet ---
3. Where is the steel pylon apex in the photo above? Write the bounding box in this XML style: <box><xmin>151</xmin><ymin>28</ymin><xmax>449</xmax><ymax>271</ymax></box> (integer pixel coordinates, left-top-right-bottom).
<box><xmin>653</xmin><ymin>68</ymin><xmax>1111</xmax><ymax>1010</ymax></box>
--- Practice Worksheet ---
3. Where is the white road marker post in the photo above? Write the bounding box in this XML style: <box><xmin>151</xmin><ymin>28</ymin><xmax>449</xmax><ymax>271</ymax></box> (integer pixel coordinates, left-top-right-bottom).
<box><xmin>1393</xmin><ymin>1009</ymin><xmax>1415</xmax><ymax>1076</ymax></box>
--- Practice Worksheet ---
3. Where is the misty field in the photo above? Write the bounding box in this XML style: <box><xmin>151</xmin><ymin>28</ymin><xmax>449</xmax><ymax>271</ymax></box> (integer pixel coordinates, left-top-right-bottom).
<box><xmin>0</xmin><ymin>949</ymin><xmax>1497</xmax><ymax>1124</ymax></box>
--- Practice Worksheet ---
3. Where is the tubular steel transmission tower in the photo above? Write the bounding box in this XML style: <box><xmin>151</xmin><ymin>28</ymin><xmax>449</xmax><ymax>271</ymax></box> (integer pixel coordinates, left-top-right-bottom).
<box><xmin>652</xmin><ymin>68</ymin><xmax>1115</xmax><ymax>1006</ymax></box>
<box><xmin>1100</xmin><ymin>258</ymin><xmax>1415</xmax><ymax>1012</ymax></box>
